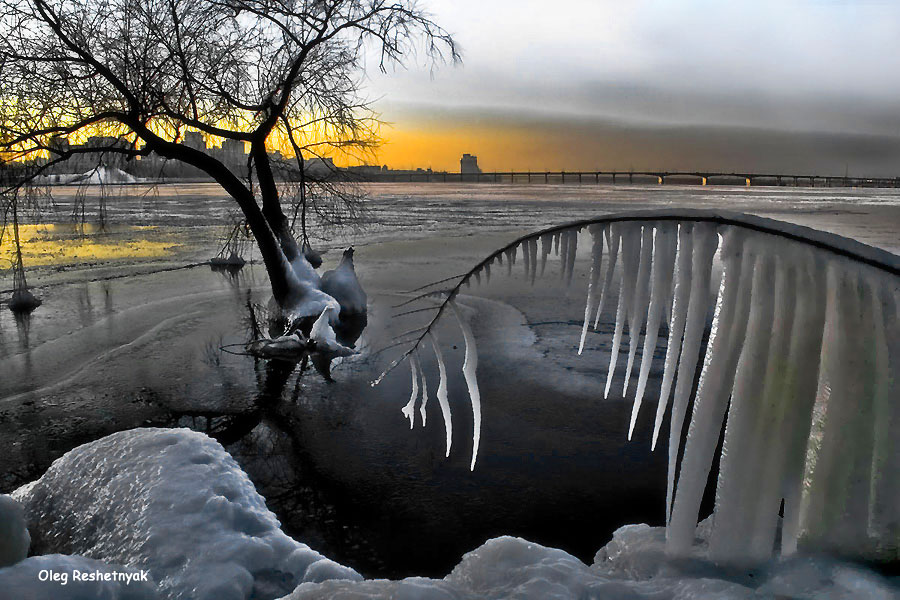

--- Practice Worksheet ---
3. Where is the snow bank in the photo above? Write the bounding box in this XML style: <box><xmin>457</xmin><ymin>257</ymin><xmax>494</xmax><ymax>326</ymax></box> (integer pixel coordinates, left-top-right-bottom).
<box><xmin>6</xmin><ymin>429</ymin><xmax>897</xmax><ymax>600</ymax></box>
<box><xmin>0</xmin><ymin>494</ymin><xmax>30</xmax><ymax>567</ymax></box>
<box><xmin>12</xmin><ymin>428</ymin><xmax>360</xmax><ymax>600</ymax></box>
<box><xmin>283</xmin><ymin>530</ymin><xmax>900</xmax><ymax>599</ymax></box>
<box><xmin>281</xmin><ymin>535</ymin><xmax>753</xmax><ymax>599</ymax></box>
<box><xmin>0</xmin><ymin>554</ymin><xmax>158</xmax><ymax>600</ymax></box>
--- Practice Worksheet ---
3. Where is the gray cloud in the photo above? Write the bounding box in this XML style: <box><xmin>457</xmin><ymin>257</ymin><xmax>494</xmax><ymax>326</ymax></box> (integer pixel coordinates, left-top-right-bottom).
<box><xmin>366</xmin><ymin>0</ymin><xmax>900</xmax><ymax>136</ymax></box>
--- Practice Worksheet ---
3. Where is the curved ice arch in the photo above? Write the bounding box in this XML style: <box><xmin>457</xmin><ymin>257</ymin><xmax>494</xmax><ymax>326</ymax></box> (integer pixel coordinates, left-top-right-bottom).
<box><xmin>377</xmin><ymin>208</ymin><xmax>900</xmax><ymax>566</ymax></box>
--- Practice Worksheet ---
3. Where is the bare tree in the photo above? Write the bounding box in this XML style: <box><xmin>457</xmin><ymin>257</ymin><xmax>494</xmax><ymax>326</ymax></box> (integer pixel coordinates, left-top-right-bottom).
<box><xmin>0</xmin><ymin>0</ymin><xmax>457</xmax><ymax>317</ymax></box>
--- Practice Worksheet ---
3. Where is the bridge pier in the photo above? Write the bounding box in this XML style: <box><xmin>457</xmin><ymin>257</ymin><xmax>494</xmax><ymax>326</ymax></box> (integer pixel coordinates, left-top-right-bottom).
<box><xmin>612</xmin><ymin>173</ymin><xmax>616</xmax><ymax>184</ymax></box>
<box><xmin>544</xmin><ymin>172</ymin><xmax>548</xmax><ymax>183</ymax></box>
<box><xmin>629</xmin><ymin>173</ymin><xmax>633</xmax><ymax>183</ymax></box>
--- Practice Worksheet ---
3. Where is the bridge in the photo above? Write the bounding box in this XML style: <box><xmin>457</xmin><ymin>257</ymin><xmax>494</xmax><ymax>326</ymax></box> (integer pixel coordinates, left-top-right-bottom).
<box><xmin>351</xmin><ymin>170</ymin><xmax>900</xmax><ymax>188</ymax></box>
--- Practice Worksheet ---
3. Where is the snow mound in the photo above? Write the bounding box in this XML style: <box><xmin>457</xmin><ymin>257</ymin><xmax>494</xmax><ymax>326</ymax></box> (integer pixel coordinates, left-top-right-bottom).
<box><xmin>12</xmin><ymin>428</ymin><xmax>360</xmax><ymax>600</ymax></box>
<box><xmin>281</xmin><ymin>536</ymin><xmax>754</xmax><ymax>599</ymax></box>
<box><xmin>283</xmin><ymin>533</ymin><xmax>900</xmax><ymax>600</ymax></box>
<box><xmin>0</xmin><ymin>554</ymin><xmax>158</xmax><ymax>600</ymax></box>
<box><xmin>0</xmin><ymin>494</ymin><xmax>30</xmax><ymax>567</ymax></box>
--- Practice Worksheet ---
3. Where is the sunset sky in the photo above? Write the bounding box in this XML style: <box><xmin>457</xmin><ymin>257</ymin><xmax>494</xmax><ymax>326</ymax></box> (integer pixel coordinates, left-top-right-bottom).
<box><xmin>362</xmin><ymin>0</ymin><xmax>900</xmax><ymax>175</ymax></box>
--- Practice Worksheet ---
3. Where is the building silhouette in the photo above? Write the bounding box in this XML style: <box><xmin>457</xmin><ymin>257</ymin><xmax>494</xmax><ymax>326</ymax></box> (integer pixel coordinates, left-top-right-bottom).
<box><xmin>460</xmin><ymin>153</ymin><xmax>481</xmax><ymax>175</ymax></box>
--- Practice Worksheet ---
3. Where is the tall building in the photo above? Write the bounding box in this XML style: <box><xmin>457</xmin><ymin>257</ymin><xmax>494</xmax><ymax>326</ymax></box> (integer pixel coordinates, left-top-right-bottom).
<box><xmin>183</xmin><ymin>131</ymin><xmax>205</xmax><ymax>151</ymax></box>
<box><xmin>460</xmin><ymin>153</ymin><xmax>481</xmax><ymax>174</ymax></box>
<box><xmin>220</xmin><ymin>139</ymin><xmax>247</xmax><ymax>162</ymax></box>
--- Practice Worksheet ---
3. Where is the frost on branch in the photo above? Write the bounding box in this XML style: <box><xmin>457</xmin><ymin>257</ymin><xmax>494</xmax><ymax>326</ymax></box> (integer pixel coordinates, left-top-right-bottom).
<box><xmin>375</xmin><ymin>209</ymin><xmax>900</xmax><ymax>565</ymax></box>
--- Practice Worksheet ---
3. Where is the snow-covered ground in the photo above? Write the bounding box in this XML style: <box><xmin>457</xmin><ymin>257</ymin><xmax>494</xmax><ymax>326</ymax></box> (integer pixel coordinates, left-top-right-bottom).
<box><xmin>0</xmin><ymin>429</ymin><xmax>897</xmax><ymax>599</ymax></box>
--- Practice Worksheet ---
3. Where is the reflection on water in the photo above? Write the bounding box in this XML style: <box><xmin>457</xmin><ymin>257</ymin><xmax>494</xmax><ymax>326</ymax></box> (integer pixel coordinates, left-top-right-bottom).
<box><xmin>0</xmin><ymin>223</ymin><xmax>180</xmax><ymax>268</ymax></box>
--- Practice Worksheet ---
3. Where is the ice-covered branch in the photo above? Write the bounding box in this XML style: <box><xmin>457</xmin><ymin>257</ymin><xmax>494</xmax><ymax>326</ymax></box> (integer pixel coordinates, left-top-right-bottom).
<box><xmin>377</xmin><ymin>209</ymin><xmax>899</xmax><ymax>565</ymax></box>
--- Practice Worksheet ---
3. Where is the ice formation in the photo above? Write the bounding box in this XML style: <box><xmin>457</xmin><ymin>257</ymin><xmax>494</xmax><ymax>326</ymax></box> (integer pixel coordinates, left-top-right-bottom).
<box><xmin>430</xmin><ymin>331</ymin><xmax>453</xmax><ymax>457</ymax></box>
<box><xmin>383</xmin><ymin>209</ymin><xmax>900</xmax><ymax>567</ymax></box>
<box><xmin>451</xmin><ymin>301</ymin><xmax>482</xmax><ymax>471</ymax></box>
<box><xmin>7</xmin><ymin>430</ymin><xmax>896</xmax><ymax>599</ymax></box>
<box><xmin>11</xmin><ymin>428</ymin><xmax>360</xmax><ymax>600</ymax></box>
<box><xmin>280</xmin><ymin>529</ymin><xmax>899</xmax><ymax>599</ymax></box>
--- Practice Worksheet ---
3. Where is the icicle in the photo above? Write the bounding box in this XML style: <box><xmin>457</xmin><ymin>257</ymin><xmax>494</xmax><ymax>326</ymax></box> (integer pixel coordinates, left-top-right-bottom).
<box><xmin>739</xmin><ymin>252</ymin><xmax>803</xmax><ymax>562</ymax></box>
<box><xmin>652</xmin><ymin>223</ymin><xmax>693</xmax><ymax>450</ymax></box>
<box><xmin>419</xmin><ymin>357</ymin><xmax>430</xmax><ymax>427</ymax></box>
<box><xmin>484</xmin><ymin>262</ymin><xmax>492</xmax><ymax>285</ymax></box>
<box><xmin>668</xmin><ymin>227</ymin><xmax>754</xmax><ymax>556</ymax></box>
<box><xmin>451</xmin><ymin>301</ymin><xmax>482</xmax><ymax>471</ymax></box>
<box><xmin>623</xmin><ymin>225</ymin><xmax>655</xmax><ymax>395</ymax></box>
<box><xmin>559</xmin><ymin>230</ymin><xmax>570</xmax><ymax>280</ymax></box>
<box><xmin>594</xmin><ymin>226</ymin><xmax>620</xmax><ymax>329</ymax></box>
<box><xmin>504</xmin><ymin>248</ymin><xmax>514</xmax><ymax>276</ymax></box>
<box><xmin>565</xmin><ymin>228</ymin><xmax>578</xmax><ymax>287</ymax></box>
<box><xmin>473</xmin><ymin>271</ymin><xmax>481</xmax><ymax>286</ymax></box>
<box><xmin>429</xmin><ymin>331</ymin><xmax>453</xmax><ymax>458</ymax></box>
<box><xmin>664</xmin><ymin>223</ymin><xmax>717</xmax><ymax>522</ymax></box>
<box><xmin>553</xmin><ymin>232</ymin><xmax>560</xmax><ymax>256</ymax></box>
<box><xmin>630</xmin><ymin>223</ymin><xmax>677</xmax><ymax>439</ymax></box>
<box><xmin>528</xmin><ymin>238</ymin><xmax>538</xmax><ymax>284</ymax></box>
<box><xmin>778</xmin><ymin>251</ymin><xmax>826</xmax><ymax>556</ymax></box>
<box><xmin>801</xmin><ymin>264</ymin><xmax>878</xmax><ymax>554</ymax></box>
<box><xmin>708</xmin><ymin>246</ymin><xmax>777</xmax><ymax>563</ymax></box>
<box><xmin>867</xmin><ymin>275</ymin><xmax>898</xmax><ymax>547</ymax></box>
<box><xmin>522</xmin><ymin>240</ymin><xmax>532</xmax><ymax>280</ymax></box>
<box><xmin>401</xmin><ymin>353</ymin><xmax>421</xmax><ymax>429</ymax></box>
<box><xmin>605</xmin><ymin>224</ymin><xmax>640</xmax><ymax>398</ymax></box>
<box><xmin>540</xmin><ymin>233</ymin><xmax>553</xmax><ymax>276</ymax></box>
<box><xmin>579</xmin><ymin>225</ymin><xmax>605</xmax><ymax>355</ymax></box>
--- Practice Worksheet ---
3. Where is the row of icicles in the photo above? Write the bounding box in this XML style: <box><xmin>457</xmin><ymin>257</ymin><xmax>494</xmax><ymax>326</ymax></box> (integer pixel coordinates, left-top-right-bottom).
<box><xmin>380</xmin><ymin>219</ymin><xmax>899</xmax><ymax>564</ymax></box>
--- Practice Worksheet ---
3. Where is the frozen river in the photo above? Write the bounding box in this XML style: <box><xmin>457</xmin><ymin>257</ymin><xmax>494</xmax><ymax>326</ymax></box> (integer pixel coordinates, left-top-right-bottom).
<box><xmin>1</xmin><ymin>182</ymin><xmax>899</xmax><ymax>578</ymax></box>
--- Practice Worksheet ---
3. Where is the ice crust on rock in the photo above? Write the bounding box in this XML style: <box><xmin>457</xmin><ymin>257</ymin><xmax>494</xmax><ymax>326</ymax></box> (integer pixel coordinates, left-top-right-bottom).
<box><xmin>0</xmin><ymin>554</ymin><xmax>159</xmax><ymax>600</ymax></box>
<box><xmin>389</xmin><ymin>210</ymin><xmax>900</xmax><ymax>567</ymax></box>
<box><xmin>12</xmin><ymin>428</ymin><xmax>360</xmax><ymax>600</ymax></box>
<box><xmin>0</xmin><ymin>494</ymin><xmax>30</xmax><ymax>568</ymax></box>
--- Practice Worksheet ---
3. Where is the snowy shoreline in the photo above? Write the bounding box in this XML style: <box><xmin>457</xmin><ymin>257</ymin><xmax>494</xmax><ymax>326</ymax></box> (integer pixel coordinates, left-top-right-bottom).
<box><xmin>1</xmin><ymin>428</ymin><xmax>897</xmax><ymax>599</ymax></box>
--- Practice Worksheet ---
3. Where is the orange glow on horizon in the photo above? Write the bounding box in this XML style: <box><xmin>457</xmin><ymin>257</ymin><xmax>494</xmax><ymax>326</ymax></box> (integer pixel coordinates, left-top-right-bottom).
<box><xmin>370</xmin><ymin>121</ymin><xmax>541</xmax><ymax>172</ymax></box>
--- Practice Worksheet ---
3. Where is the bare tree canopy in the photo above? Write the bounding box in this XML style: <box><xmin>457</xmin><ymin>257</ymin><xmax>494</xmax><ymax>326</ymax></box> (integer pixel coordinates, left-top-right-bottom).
<box><xmin>0</xmin><ymin>0</ymin><xmax>458</xmax><ymax>311</ymax></box>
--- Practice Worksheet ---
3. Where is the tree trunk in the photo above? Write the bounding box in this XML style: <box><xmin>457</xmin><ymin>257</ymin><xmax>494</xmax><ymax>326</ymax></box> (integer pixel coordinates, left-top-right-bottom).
<box><xmin>138</xmin><ymin>131</ymin><xmax>297</xmax><ymax>307</ymax></box>
<box><xmin>252</xmin><ymin>142</ymin><xmax>302</xmax><ymax>266</ymax></box>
